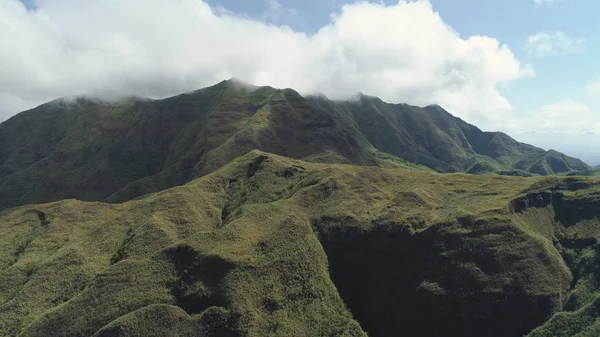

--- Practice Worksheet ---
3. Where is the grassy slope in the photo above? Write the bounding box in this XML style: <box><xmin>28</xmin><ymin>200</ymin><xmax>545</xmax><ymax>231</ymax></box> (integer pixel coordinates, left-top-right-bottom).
<box><xmin>1</xmin><ymin>151</ymin><xmax>599</xmax><ymax>337</ymax></box>
<box><xmin>0</xmin><ymin>152</ymin><xmax>364</xmax><ymax>337</ymax></box>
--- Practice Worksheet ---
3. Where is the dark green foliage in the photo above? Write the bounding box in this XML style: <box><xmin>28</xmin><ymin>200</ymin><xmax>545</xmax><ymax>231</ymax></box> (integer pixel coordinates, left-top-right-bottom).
<box><xmin>496</xmin><ymin>169</ymin><xmax>537</xmax><ymax>177</ymax></box>
<box><xmin>528</xmin><ymin>298</ymin><xmax>600</xmax><ymax>337</ymax></box>
<box><xmin>165</xmin><ymin>244</ymin><xmax>233</xmax><ymax>315</ymax></box>
<box><xmin>315</xmin><ymin>217</ymin><xmax>567</xmax><ymax>337</ymax></box>
<box><xmin>565</xmin><ymin>168</ymin><xmax>600</xmax><ymax>177</ymax></box>
<box><xmin>307</xmin><ymin>96</ymin><xmax>589</xmax><ymax>175</ymax></box>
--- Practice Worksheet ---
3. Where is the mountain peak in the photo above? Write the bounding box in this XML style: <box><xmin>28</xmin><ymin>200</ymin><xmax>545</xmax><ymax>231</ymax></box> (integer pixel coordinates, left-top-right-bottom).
<box><xmin>225</xmin><ymin>77</ymin><xmax>248</xmax><ymax>84</ymax></box>
<box><xmin>426</xmin><ymin>103</ymin><xmax>443</xmax><ymax>110</ymax></box>
<box><xmin>202</xmin><ymin>77</ymin><xmax>256</xmax><ymax>90</ymax></box>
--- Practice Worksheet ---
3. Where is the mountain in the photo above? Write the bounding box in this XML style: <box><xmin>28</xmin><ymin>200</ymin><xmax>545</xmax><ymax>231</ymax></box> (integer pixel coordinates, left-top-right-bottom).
<box><xmin>307</xmin><ymin>94</ymin><xmax>589</xmax><ymax>175</ymax></box>
<box><xmin>1</xmin><ymin>151</ymin><xmax>600</xmax><ymax>337</ymax></box>
<box><xmin>0</xmin><ymin>79</ymin><xmax>588</xmax><ymax>212</ymax></box>
<box><xmin>2</xmin><ymin>80</ymin><xmax>600</xmax><ymax>337</ymax></box>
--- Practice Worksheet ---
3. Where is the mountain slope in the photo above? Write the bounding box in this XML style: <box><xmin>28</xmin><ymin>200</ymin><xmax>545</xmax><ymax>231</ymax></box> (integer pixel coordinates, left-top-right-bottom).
<box><xmin>0</xmin><ymin>80</ymin><xmax>588</xmax><ymax>212</ymax></box>
<box><xmin>0</xmin><ymin>80</ymin><xmax>386</xmax><ymax>211</ymax></box>
<box><xmin>2</xmin><ymin>151</ymin><xmax>600</xmax><ymax>337</ymax></box>
<box><xmin>307</xmin><ymin>95</ymin><xmax>589</xmax><ymax>174</ymax></box>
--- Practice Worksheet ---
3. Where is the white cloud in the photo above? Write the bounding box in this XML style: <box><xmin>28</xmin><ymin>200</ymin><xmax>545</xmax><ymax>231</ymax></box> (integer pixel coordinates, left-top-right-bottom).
<box><xmin>262</xmin><ymin>0</ymin><xmax>297</xmax><ymax>24</ymax></box>
<box><xmin>587</xmin><ymin>80</ymin><xmax>600</xmax><ymax>96</ymax></box>
<box><xmin>534</xmin><ymin>0</ymin><xmax>561</xmax><ymax>4</ymax></box>
<box><xmin>525</xmin><ymin>31</ymin><xmax>585</xmax><ymax>56</ymax></box>
<box><xmin>267</xmin><ymin>0</ymin><xmax>282</xmax><ymax>12</ymax></box>
<box><xmin>508</xmin><ymin>100</ymin><xmax>600</xmax><ymax>134</ymax></box>
<box><xmin>0</xmin><ymin>0</ymin><xmax>533</xmax><ymax>126</ymax></box>
<box><xmin>264</xmin><ymin>0</ymin><xmax>282</xmax><ymax>21</ymax></box>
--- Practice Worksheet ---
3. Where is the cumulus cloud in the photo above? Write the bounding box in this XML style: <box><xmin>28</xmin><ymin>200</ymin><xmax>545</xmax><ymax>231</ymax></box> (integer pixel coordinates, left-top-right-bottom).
<box><xmin>508</xmin><ymin>100</ymin><xmax>600</xmax><ymax>134</ymax></box>
<box><xmin>525</xmin><ymin>31</ymin><xmax>585</xmax><ymax>57</ymax></box>
<box><xmin>0</xmin><ymin>0</ymin><xmax>532</xmax><ymax>125</ymax></box>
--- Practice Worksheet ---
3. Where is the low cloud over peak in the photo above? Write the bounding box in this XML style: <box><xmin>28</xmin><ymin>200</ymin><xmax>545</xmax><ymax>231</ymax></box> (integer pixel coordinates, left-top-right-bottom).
<box><xmin>0</xmin><ymin>0</ymin><xmax>531</xmax><ymax>126</ymax></box>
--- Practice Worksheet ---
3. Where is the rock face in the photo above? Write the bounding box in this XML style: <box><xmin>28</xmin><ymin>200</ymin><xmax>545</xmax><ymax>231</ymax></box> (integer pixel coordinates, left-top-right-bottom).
<box><xmin>509</xmin><ymin>192</ymin><xmax>554</xmax><ymax>213</ymax></box>
<box><xmin>315</xmin><ymin>217</ymin><xmax>567</xmax><ymax>337</ymax></box>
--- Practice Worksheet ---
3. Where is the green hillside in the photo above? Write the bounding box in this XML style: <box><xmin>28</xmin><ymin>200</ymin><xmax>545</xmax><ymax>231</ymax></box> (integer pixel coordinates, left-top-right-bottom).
<box><xmin>1</xmin><ymin>151</ymin><xmax>599</xmax><ymax>337</ymax></box>
<box><xmin>0</xmin><ymin>80</ymin><xmax>588</xmax><ymax>212</ymax></box>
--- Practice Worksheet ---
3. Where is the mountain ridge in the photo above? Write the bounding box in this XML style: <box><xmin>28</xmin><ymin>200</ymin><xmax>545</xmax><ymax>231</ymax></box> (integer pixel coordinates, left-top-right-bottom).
<box><xmin>0</xmin><ymin>79</ymin><xmax>589</xmax><ymax>213</ymax></box>
<box><xmin>307</xmin><ymin>92</ymin><xmax>588</xmax><ymax>174</ymax></box>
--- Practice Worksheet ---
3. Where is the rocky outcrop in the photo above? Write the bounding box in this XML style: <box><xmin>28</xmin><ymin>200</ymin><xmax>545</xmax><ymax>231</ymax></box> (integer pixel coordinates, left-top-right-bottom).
<box><xmin>509</xmin><ymin>192</ymin><xmax>554</xmax><ymax>213</ymax></box>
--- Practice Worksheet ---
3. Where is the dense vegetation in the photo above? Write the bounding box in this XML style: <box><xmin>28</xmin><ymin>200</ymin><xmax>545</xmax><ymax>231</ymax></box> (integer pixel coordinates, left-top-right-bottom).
<box><xmin>564</xmin><ymin>169</ymin><xmax>600</xmax><ymax>177</ymax></box>
<box><xmin>0</xmin><ymin>151</ymin><xmax>598</xmax><ymax>336</ymax></box>
<box><xmin>307</xmin><ymin>95</ymin><xmax>588</xmax><ymax>175</ymax></box>
<box><xmin>1</xmin><ymin>80</ymin><xmax>599</xmax><ymax>337</ymax></box>
<box><xmin>0</xmin><ymin>80</ymin><xmax>588</xmax><ymax>212</ymax></box>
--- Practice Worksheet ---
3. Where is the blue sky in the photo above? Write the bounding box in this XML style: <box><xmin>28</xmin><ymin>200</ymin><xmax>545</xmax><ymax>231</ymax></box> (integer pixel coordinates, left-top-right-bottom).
<box><xmin>8</xmin><ymin>0</ymin><xmax>600</xmax><ymax>164</ymax></box>
<box><xmin>203</xmin><ymin>0</ymin><xmax>600</xmax><ymax>162</ymax></box>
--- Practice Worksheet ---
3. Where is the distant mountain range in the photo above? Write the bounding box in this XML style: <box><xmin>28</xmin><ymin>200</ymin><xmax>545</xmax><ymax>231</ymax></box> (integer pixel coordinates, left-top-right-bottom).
<box><xmin>0</xmin><ymin>79</ymin><xmax>589</xmax><ymax>211</ymax></box>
